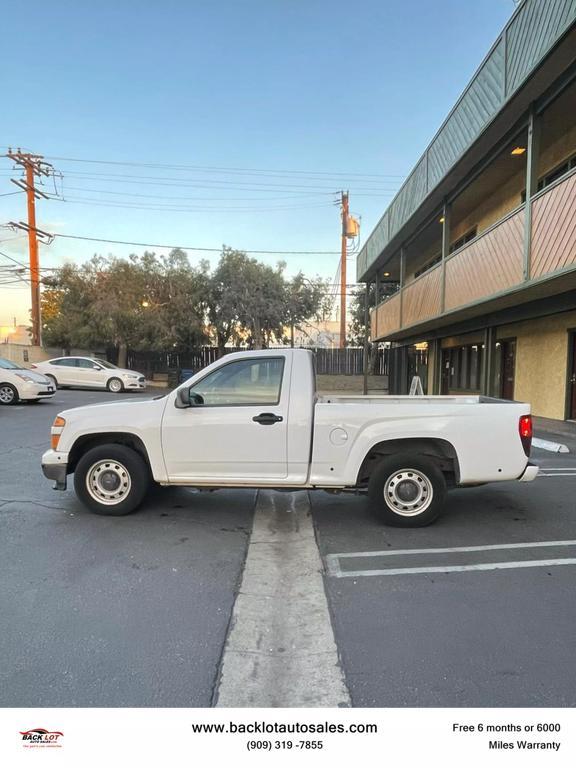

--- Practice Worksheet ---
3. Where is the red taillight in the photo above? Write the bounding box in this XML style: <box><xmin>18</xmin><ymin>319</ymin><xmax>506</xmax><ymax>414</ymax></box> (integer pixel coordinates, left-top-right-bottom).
<box><xmin>519</xmin><ymin>415</ymin><xmax>532</xmax><ymax>456</ymax></box>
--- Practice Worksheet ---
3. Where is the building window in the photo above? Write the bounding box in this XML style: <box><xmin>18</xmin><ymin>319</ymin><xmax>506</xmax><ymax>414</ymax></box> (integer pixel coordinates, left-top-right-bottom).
<box><xmin>539</xmin><ymin>153</ymin><xmax>576</xmax><ymax>190</ymax></box>
<box><xmin>414</xmin><ymin>253</ymin><xmax>441</xmax><ymax>279</ymax></box>
<box><xmin>521</xmin><ymin>152</ymin><xmax>576</xmax><ymax>202</ymax></box>
<box><xmin>442</xmin><ymin>343</ymin><xmax>484</xmax><ymax>393</ymax></box>
<box><xmin>449</xmin><ymin>227</ymin><xmax>478</xmax><ymax>254</ymax></box>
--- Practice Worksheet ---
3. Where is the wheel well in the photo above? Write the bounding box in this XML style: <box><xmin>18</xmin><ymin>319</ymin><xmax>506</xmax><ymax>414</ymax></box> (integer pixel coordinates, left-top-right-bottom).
<box><xmin>68</xmin><ymin>432</ymin><xmax>151</xmax><ymax>474</ymax></box>
<box><xmin>356</xmin><ymin>438</ymin><xmax>460</xmax><ymax>487</ymax></box>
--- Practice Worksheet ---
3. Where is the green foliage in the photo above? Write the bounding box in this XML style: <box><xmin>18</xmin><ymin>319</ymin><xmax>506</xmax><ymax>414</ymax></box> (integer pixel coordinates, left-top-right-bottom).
<box><xmin>41</xmin><ymin>246</ymin><xmax>330</xmax><ymax>356</ymax></box>
<box><xmin>41</xmin><ymin>250</ymin><xmax>208</xmax><ymax>363</ymax></box>
<box><xmin>348</xmin><ymin>284</ymin><xmax>374</xmax><ymax>347</ymax></box>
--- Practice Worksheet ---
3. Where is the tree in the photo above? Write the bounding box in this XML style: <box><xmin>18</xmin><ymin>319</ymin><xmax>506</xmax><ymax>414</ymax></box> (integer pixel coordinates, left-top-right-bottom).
<box><xmin>284</xmin><ymin>272</ymin><xmax>332</xmax><ymax>347</ymax></box>
<box><xmin>41</xmin><ymin>263</ymin><xmax>98</xmax><ymax>352</ymax></box>
<box><xmin>41</xmin><ymin>250</ymin><xmax>208</xmax><ymax>365</ymax></box>
<box><xmin>207</xmin><ymin>248</ymin><xmax>286</xmax><ymax>351</ymax></box>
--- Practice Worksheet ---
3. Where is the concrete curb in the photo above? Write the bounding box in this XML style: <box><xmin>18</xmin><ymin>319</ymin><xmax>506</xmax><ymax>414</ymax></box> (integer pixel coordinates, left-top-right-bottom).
<box><xmin>533</xmin><ymin>437</ymin><xmax>570</xmax><ymax>454</ymax></box>
<box><xmin>215</xmin><ymin>490</ymin><xmax>350</xmax><ymax>708</ymax></box>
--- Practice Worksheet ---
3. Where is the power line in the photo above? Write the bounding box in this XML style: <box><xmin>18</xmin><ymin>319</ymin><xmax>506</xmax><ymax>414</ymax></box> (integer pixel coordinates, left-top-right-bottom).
<box><xmin>45</xmin><ymin>169</ymin><xmax>399</xmax><ymax>194</ymax></box>
<box><xmin>43</xmin><ymin>154</ymin><xmax>405</xmax><ymax>180</ymax></box>
<box><xmin>52</xmin><ymin>232</ymin><xmax>342</xmax><ymax>255</ymax></box>
<box><xmin>51</xmin><ymin>195</ymin><xmax>336</xmax><ymax>213</ymax></box>
<box><xmin>61</xmin><ymin>185</ymin><xmax>339</xmax><ymax>202</ymax></box>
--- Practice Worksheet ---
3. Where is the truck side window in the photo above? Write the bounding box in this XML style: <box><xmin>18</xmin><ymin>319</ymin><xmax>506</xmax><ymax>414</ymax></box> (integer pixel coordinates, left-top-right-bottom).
<box><xmin>194</xmin><ymin>358</ymin><xmax>284</xmax><ymax>406</ymax></box>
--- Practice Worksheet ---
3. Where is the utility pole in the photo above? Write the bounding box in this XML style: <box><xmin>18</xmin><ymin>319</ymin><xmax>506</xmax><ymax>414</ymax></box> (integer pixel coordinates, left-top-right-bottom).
<box><xmin>5</xmin><ymin>149</ymin><xmax>54</xmax><ymax>346</ymax></box>
<box><xmin>339</xmin><ymin>190</ymin><xmax>349</xmax><ymax>348</ymax></box>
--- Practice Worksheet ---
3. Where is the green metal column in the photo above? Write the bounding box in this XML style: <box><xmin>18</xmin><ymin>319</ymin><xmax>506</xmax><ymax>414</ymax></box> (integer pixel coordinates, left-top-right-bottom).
<box><xmin>363</xmin><ymin>281</ymin><xmax>370</xmax><ymax>395</ymax></box>
<box><xmin>523</xmin><ymin>104</ymin><xmax>541</xmax><ymax>281</ymax></box>
<box><xmin>399</xmin><ymin>247</ymin><xmax>405</xmax><ymax>328</ymax></box>
<box><xmin>481</xmin><ymin>327</ymin><xmax>497</xmax><ymax>396</ymax></box>
<box><xmin>440</xmin><ymin>199</ymin><xmax>451</xmax><ymax>313</ymax></box>
<box><xmin>431</xmin><ymin>338</ymin><xmax>442</xmax><ymax>395</ymax></box>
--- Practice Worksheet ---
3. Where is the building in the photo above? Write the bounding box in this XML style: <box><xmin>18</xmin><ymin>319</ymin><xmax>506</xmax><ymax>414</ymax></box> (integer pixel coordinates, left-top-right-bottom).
<box><xmin>358</xmin><ymin>0</ymin><xmax>576</xmax><ymax>422</ymax></box>
<box><xmin>290</xmin><ymin>319</ymin><xmax>341</xmax><ymax>348</ymax></box>
<box><xmin>0</xmin><ymin>324</ymin><xmax>31</xmax><ymax>345</ymax></box>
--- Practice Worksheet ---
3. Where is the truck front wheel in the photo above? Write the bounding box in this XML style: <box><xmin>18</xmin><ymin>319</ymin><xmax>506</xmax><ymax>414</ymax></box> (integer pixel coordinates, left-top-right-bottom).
<box><xmin>74</xmin><ymin>444</ymin><xmax>150</xmax><ymax>516</ymax></box>
<box><xmin>368</xmin><ymin>454</ymin><xmax>446</xmax><ymax>527</ymax></box>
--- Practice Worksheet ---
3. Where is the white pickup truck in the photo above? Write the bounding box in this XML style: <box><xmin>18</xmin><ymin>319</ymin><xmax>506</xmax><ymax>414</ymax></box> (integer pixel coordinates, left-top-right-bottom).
<box><xmin>41</xmin><ymin>349</ymin><xmax>538</xmax><ymax>527</ymax></box>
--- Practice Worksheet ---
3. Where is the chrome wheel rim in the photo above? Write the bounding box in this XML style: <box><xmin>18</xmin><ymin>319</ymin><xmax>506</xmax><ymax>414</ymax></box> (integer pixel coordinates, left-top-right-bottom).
<box><xmin>0</xmin><ymin>386</ymin><xmax>15</xmax><ymax>404</ymax></box>
<box><xmin>384</xmin><ymin>468</ymin><xmax>433</xmax><ymax>516</ymax></box>
<box><xmin>109</xmin><ymin>379</ymin><xmax>122</xmax><ymax>392</ymax></box>
<box><xmin>86</xmin><ymin>460</ymin><xmax>131</xmax><ymax>505</ymax></box>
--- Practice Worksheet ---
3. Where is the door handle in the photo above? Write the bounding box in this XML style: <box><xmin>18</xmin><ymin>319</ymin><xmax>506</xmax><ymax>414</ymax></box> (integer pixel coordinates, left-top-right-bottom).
<box><xmin>252</xmin><ymin>412</ymin><xmax>283</xmax><ymax>425</ymax></box>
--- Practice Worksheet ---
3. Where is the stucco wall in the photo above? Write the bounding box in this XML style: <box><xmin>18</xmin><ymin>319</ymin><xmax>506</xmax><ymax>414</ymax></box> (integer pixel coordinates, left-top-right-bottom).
<box><xmin>497</xmin><ymin>312</ymin><xmax>576</xmax><ymax>420</ymax></box>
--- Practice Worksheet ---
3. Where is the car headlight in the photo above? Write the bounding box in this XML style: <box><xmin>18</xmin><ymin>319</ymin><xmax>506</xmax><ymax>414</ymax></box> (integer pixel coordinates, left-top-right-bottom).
<box><xmin>51</xmin><ymin>416</ymin><xmax>66</xmax><ymax>450</ymax></box>
<box><xmin>15</xmin><ymin>373</ymin><xmax>35</xmax><ymax>383</ymax></box>
<box><xmin>123</xmin><ymin>374</ymin><xmax>139</xmax><ymax>379</ymax></box>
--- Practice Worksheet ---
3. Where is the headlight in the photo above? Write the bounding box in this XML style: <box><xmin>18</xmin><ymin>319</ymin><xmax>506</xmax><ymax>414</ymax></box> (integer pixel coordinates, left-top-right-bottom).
<box><xmin>15</xmin><ymin>373</ymin><xmax>35</xmax><ymax>383</ymax></box>
<box><xmin>51</xmin><ymin>416</ymin><xmax>66</xmax><ymax>450</ymax></box>
<box><xmin>123</xmin><ymin>374</ymin><xmax>139</xmax><ymax>379</ymax></box>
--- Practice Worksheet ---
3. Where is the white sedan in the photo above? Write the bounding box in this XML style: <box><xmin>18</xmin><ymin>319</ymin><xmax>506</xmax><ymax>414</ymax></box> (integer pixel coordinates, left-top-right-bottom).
<box><xmin>33</xmin><ymin>357</ymin><xmax>146</xmax><ymax>393</ymax></box>
<box><xmin>0</xmin><ymin>357</ymin><xmax>56</xmax><ymax>405</ymax></box>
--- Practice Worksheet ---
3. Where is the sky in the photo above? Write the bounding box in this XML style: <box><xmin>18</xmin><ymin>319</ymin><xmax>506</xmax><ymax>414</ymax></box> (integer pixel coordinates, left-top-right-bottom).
<box><xmin>0</xmin><ymin>0</ymin><xmax>516</xmax><ymax>325</ymax></box>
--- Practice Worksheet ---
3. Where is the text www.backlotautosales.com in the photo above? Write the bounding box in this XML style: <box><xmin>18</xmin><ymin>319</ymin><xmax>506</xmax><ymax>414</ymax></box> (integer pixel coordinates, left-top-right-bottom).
<box><xmin>191</xmin><ymin>720</ymin><xmax>378</xmax><ymax>751</ymax></box>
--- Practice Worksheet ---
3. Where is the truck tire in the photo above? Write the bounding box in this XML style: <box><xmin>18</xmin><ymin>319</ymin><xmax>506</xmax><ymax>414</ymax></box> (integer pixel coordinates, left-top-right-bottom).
<box><xmin>368</xmin><ymin>453</ymin><xmax>446</xmax><ymax>527</ymax></box>
<box><xmin>74</xmin><ymin>444</ymin><xmax>150</xmax><ymax>516</ymax></box>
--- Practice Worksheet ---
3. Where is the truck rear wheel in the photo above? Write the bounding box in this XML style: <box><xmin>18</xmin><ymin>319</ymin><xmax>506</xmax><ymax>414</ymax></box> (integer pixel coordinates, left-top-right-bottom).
<box><xmin>74</xmin><ymin>444</ymin><xmax>150</xmax><ymax>516</ymax></box>
<box><xmin>368</xmin><ymin>453</ymin><xmax>446</xmax><ymax>527</ymax></box>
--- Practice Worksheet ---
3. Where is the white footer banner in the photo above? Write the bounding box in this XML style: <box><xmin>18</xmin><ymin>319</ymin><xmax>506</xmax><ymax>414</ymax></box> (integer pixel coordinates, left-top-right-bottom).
<box><xmin>0</xmin><ymin>708</ymin><xmax>573</xmax><ymax>766</ymax></box>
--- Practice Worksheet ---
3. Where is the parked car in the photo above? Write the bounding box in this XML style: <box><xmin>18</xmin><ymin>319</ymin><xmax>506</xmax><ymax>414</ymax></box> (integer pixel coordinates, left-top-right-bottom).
<box><xmin>0</xmin><ymin>357</ymin><xmax>55</xmax><ymax>405</ymax></box>
<box><xmin>41</xmin><ymin>349</ymin><xmax>537</xmax><ymax>525</ymax></box>
<box><xmin>33</xmin><ymin>357</ymin><xmax>146</xmax><ymax>393</ymax></box>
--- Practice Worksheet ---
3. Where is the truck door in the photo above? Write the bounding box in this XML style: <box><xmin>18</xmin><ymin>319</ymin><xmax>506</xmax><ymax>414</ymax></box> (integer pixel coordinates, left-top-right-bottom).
<box><xmin>161</xmin><ymin>355</ymin><xmax>289</xmax><ymax>481</ymax></box>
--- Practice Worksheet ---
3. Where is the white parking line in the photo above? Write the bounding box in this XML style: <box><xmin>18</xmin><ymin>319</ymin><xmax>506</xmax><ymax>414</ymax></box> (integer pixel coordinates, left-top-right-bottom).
<box><xmin>532</xmin><ymin>437</ymin><xmax>569</xmax><ymax>453</ymax></box>
<box><xmin>331</xmin><ymin>559</ymin><xmax>576</xmax><ymax>578</ymax></box>
<box><xmin>326</xmin><ymin>540</ymin><xmax>576</xmax><ymax>578</ymax></box>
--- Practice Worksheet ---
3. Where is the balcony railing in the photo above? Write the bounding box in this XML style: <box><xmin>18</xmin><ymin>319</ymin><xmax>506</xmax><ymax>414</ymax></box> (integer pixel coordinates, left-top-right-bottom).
<box><xmin>444</xmin><ymin>207</ymin><xmax>524</xmax><ymax>312</ymax></box>
<box><xmin>531</xmin><ymin>169</ymin><xmax>576</xmax><ymax>279</ymax></box>
<box><xmin>369</xmin><ymin>168</ymin><xmax>576</xmax><ymax>340</ymax></box>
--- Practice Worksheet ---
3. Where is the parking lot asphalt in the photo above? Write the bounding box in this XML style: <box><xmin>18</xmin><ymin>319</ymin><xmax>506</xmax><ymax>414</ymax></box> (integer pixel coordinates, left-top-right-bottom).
<box><xmin>0</xmin><ymin>389</ymin><xmax>255</xmax><ymax>707</ymax></box>
<box><xmin>311</xmin><ymin>448</ymin><xmax>576</xmax><ymax>707</ymax></box>
<box><xmin>4</xmin><ymin>388</ymin><xmax>576</xmax><ymax>709</ymax></box>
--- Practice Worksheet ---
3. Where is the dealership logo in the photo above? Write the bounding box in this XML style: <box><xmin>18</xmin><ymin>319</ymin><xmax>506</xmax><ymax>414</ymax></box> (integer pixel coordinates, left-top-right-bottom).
<box><xmin>20</xmin><ymin>728</ymin><xmax>64</xmax><ymax>748</ymax></box>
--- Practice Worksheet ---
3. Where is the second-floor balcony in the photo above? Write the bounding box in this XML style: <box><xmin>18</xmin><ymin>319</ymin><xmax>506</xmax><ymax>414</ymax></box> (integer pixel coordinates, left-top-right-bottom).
<box><xmin>371</xmin><ymin>167</ymin><xmax>576</xmax><ymax>341</ymax></box>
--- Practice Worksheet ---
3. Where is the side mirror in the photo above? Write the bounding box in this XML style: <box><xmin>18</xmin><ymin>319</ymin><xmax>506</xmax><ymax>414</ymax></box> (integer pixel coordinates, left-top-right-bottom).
<box><xmin>175</xmin><ymin>387</ymin><xmax>204</xmax><ymax>409</ymax></box>
<box><xmin>176</xmin><ymin>387</ymin><xmax>190</xmax><ymax>408</ymax></box>
<box><xmin>93</xmin><ymin>364</ymin><xmax>102</xmax><ymax>370</ymax></box>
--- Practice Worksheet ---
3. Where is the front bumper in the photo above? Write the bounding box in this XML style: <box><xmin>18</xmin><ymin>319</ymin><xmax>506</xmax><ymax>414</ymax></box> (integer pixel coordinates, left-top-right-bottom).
<box><xmin>518</xmin><ymin>462</ymin><xmax>539</xmax><ymax>482</ymax></box>
<box><xmin>41</xmin><ymin>449</ymin><xmax>68</xmax><ymax>490</ymax></box>
<box><xmin>123</xmin><ymin>379</ymin><xmax>146</xmax><ymax>389</ymax></box>
<box><xmin>21</xmin><ymin>381</ymin><xmax>56</xmax><ymax>400</ymax></box>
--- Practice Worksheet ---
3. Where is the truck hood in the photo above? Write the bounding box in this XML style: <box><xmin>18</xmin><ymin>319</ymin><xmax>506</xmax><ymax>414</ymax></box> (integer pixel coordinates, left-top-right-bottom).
<box><xmin>58</xmin><ymin>397</ymin><xmax>162</xmax><ymax>421</ymax></box>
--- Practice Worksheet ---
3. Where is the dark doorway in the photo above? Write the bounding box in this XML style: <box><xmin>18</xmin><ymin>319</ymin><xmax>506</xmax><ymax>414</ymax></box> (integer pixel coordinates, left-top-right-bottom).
<box><xmin>441</xmin><ymin>349</ymin><xmax>450</xmax><ymax>395</ymax></box>
<box><xmin>499</xmin><ymin>339</ymin><xmax>516</xmax><ymax>400</ymax></box>
<box><xmin>568</xmin><ymin>332</ymin><xmax>576</xmax><ymax>420</ymax></box>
